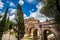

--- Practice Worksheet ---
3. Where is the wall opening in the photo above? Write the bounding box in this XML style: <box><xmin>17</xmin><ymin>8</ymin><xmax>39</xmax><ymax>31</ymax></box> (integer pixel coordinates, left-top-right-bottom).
<box><xmin>43</xmin><ymin>30</ymin><xmax>56</xmax><ymax>40</ymax></box>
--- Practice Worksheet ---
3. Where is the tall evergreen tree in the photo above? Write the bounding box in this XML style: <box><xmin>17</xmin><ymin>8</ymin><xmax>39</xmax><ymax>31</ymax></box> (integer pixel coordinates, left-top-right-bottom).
<box><xmin>17</xmin><ymin>4</ymin><xmax>25</xmax><ymax>40</ymax></box>
<box><xmin>0</xmin><ymin>8</ymin><xmax>8</xmax><ymax>40</ymax></box>
<box><xmin>4</xmin><ymin>17</ymin><xmax>10</xmax><ymax>32</ymax></box>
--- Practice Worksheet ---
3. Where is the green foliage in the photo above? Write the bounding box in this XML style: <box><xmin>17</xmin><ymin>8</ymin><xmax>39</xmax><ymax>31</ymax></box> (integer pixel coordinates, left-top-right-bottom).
<box><xmin>4</xmin><ymin>17</ymin><xmax>10</xmax><ymax>31</ymax></box>
<box><xmin>4</xmin><ymin>17</ymin><xmax>15</xmax><ymax>32</ymax></box>
<box><xmin>50</xmin><ymin>37</ymin><xmax>56</xmax><ymax>40</ymax></box>
<box><xmin>41</xmin><ymin>0</ymin><xmax>60</xmax><ymax>31</ymax></box>
<box><xmin>56</xmin><ymin>0</ymin><xmax>60</xmax><ymax>12</ymax></box>
<box><xmin>17</xmin><ymin>4</ymin><xmax>25</xmax><ymax>39</ymax></box>
<box><xmin>0</xmin><ymin>8</ymin><xmax>8</xmax><ymax>27</ymax></box>
<box><xmin>10</xmin><ymin>31</ymin><xmax>16</xmax><ymax>35</ymax></box>
<box><xmin>41</xmin><ymin>0</ymin><xmax>56</xmax><ymax>18</ymax></box>
<box><xmin>9</xmin><ymin>21</ymin><xmax>14</xmax><ymax>29</ymax></box>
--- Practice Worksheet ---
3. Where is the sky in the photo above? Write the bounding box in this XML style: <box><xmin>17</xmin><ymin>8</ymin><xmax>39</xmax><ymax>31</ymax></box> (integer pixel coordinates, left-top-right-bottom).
<box><xmin>0</xmin><ymin>0</ymin><xmax>39</xmax><ymax>16</ymax></box>
<box><xmin>0</xmin><ymin>0</ymin><xmax>50</xmax><ymax>22</ymax></box>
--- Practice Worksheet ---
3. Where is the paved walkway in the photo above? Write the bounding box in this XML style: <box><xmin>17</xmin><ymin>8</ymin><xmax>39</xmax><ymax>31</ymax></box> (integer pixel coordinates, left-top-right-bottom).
<box><xmin>2</xmin><ymin>32</ymin><xmax>17</xmax><ymax>40</ymax></box>
<box><xmin>1</xmin><ymin>32</ymin><xmax>31</xmax><ymax>40</ymax></box>
<box><xmin>1</xmin><ymin>32</ymin><xmax>54</xmax><ymax>40</ymax></box>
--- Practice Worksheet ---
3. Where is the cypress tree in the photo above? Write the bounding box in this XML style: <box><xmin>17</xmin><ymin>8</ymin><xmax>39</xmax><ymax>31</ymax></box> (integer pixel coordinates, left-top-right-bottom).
<box><xmin>17</xmin><ymin>4</ymin><xmax>25</xmax><ymax>40</ymax></box>
<box><xmin>0</xmin><ymin>8</ymin><xmax>8</xmax><ymax>40</ymax></box>
<box><xmin>4</xmin><ymin>17</ymin><xmax>10</xmax><ymax>32</ymax></box>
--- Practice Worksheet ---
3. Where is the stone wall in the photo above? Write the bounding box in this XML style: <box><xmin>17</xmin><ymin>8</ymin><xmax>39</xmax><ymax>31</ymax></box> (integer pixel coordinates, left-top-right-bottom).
<box><xmin>24</xmin><ymin>18</ymin><xmax>39</xmax><ymax>34</ymax></box>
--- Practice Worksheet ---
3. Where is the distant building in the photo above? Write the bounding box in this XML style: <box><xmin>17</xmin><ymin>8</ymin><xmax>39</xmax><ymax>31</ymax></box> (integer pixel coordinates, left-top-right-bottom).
<box><xmin>24</xmin><ymin>17</ymin><xmax>39</xmax><ymax>34</ymax></box>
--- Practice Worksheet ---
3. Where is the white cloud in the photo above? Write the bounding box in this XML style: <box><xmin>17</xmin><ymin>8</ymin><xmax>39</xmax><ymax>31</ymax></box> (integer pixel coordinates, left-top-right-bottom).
<box><xmin>0</xmin><ymin>12</ymin><xmax>4</xmax><ymax>20</ymax></box>
<box><xmin>27</xmin><ymin>0</ymin><xmax>34</xmax><ymax>3</ymax></box>
<box><xmin>29</xmin><ymin>3</ymin><xmax>45</xmax><ymax>22</ymax></box>
<box><xmin>0</xmin><ymin>17</ymin><xmax>2</xmax><ymax>20</ymax></box>
<box><xmin>24</xmin><ymin>14</ymin><xmax>29</xmax><ymax>19</ymax></box>
<box><xmin>9</xmin><ymin>8</ymin><xmax>17</xmax><ymax>22</ymax></box>
<box><xmin>0</xmin><ymin>12</ymin><xmax>4</xmax><ymax>16</ymax></box>
<box><xmin>9</xmin><ymin>9</ymin><xmax>17</xmax><ymax>15</ymax></box>
<box><xmin>0</xmin><ymin>1</ymin><xmax>4</xmax><ymax>9</ymax></box>
<box><xmin>9</xmin><ymin>15</ymin><xmax>15</xmax><ymax>20</ymax></box>
<box><xmin>24</xmin><ymin>2</ymin><xmax>50</xmax><ymax>22</ymax></box>
<box><xmin>19</xmin><ymin>0</ymin><xmax>24</xmax><ymax>5</ymax></box>
<box><xmin>9</xmin><ymin>14</ymin><xmax>16</xmax><ymax>22</ymax></box>
<box><xmin>9</xmin><ymin>2</ymin><xmax>15</xmax><ymax>7</ymax></box>
<box><xmin>26</xmin><ymin>0</ymin><xmax>37</xmax><ymax>4</ymax></box>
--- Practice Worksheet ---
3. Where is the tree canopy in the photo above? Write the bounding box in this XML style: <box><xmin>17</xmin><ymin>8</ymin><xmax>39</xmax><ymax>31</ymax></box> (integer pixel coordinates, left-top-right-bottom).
<box><xmin>40</xmin><ymin>0</ymin><xmax>60</xmax><ymax>31</ymax></box>
<box><xmin>41</xmin><ymin>0</ymin><xmax>57</xmax><ymax>18</ymax></box>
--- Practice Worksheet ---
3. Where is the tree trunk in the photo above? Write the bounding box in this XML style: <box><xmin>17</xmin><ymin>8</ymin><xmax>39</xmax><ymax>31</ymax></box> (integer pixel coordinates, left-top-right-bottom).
<box><xmin>18</xmin><ymin>32</ymin><xmax>21</xmax><ymax>40</ymax></box>
<box><xmin>0</xmin><ymin>32</ymin><xmax>3</xmax><ymax>40</ymax></box>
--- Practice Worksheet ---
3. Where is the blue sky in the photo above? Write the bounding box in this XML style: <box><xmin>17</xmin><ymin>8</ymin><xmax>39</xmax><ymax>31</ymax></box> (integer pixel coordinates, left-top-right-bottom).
<box><xmin>22</xmin><ymin>0</ymin><xmax>39</xmax><ymax>16</ymax></box>
<box><xmin>0</xmin><ymin>0</ymin><xmax>39</xmax><ymax>16</ymax></box>
<box><xmin>0</xmin><ymin>0</ymin><xmax>50</xmax><ymax>22</ymax></box>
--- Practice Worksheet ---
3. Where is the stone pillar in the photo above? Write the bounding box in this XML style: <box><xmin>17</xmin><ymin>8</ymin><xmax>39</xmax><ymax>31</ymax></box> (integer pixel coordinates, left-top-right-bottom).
<box><xmin>39</xmin><ymin>25</ymin><xmax>44</xmax><ymax>40</ymax></box>
<box><xmin>33</xmin><ymin>29</ymin><xmax>38</xmax><ymax>40</ymax></box>
<box><xmin>56</xmin><ymin>31</ymin><xmax>60</xmax><ymax>40</ymax></box>
<box><xmin>40</xmin><ymin>33</ymin><xmax>44</xmax><ymax>40</ymax></box>
<box><xmin>28</xmin><ymin>28</ymin><xmax>32</xmax><ymax>36</ymax></box>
